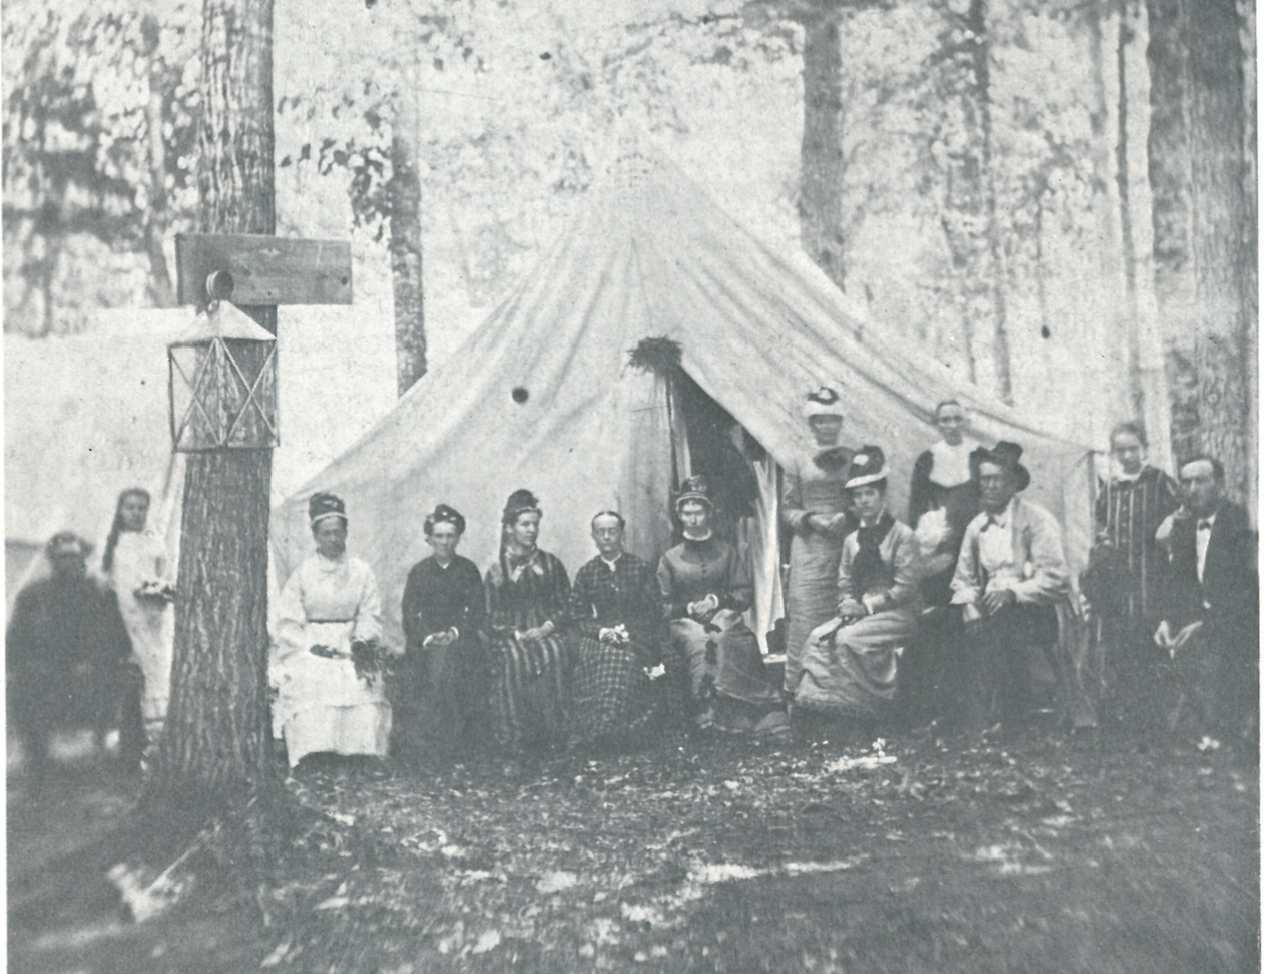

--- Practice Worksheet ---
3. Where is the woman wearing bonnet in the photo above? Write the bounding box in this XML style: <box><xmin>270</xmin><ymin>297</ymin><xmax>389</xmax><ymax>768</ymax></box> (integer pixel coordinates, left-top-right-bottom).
<box><xmin>781</xmin><ymin>386</ymin><xmax>855</xmax><ymax>696</ymax></box>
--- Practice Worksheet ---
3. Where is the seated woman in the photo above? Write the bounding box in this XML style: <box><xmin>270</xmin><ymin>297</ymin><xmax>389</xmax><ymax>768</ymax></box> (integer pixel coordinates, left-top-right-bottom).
<box><xmin>568</xmin><ymin>511</ymin><xmax>663</xmax><ymax>751</ymax></box>
<box><xmin>274</xmin><ymin>493</ymin><xmax>397</xmax><ymax>768</ymax></box>
<box><xmin>397</xmin><ymin>504</ymin><xmax>488</xmax><ymax>760</ymax></box>
<box><xmin>657</xmin><ymin>476</ymin><xmax>789</xmax><ymax>739</ymax></box>
<box><xmin>484</xmin><ymin>490</ymin><xmax>572</xmax><ymax>753</ymax></box>
<box><xmin>796</xmin><ymin>448</ymin><xmax>922</xmax><ymax>739</ymax></box>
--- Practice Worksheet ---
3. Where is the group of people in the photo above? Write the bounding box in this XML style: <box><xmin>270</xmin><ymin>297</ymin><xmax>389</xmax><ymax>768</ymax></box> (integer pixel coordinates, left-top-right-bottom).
<box><xmin>7</xmin><ymin>390</ymin><xmax>1257</xmax><ymax>778</ymax></box>
<box><xmin>269</xmin><ymin>389</ymin><xmax>1257</xmax><ymax>769</ymax></box>
<box><xmin>7</xmin><ymin>488</ymin><xmax>174</xmax><ymax>778</ymax></box>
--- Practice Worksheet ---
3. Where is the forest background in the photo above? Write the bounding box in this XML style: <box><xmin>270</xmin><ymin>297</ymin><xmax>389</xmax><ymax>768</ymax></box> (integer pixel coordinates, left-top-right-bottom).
<box><xmin>2</xmin><ymin>0</ymin><xmax>1257</xmax><ymax>504</ymax></box>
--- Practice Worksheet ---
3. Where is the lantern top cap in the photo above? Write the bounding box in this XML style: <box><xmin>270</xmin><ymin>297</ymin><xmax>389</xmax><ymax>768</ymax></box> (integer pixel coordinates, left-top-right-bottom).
<box><xmin>175</xmin><ymin>295</ymin><xmax>275</xmax><ymax>343</ymax></box>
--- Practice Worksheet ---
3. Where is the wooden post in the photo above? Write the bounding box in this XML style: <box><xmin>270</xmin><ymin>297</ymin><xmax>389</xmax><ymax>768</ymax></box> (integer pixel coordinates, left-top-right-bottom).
<box><xmin>154</xmin><ymin>0</ymin><xmax>353</xmax><ymax>810</ymax></box>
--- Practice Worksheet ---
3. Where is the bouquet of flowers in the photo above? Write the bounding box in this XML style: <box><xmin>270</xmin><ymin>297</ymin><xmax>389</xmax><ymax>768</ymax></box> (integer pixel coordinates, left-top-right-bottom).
<box><xmin>350</xmin><ymin>638</ymin><xmax>387</xmax><ymax>686</ymax></box>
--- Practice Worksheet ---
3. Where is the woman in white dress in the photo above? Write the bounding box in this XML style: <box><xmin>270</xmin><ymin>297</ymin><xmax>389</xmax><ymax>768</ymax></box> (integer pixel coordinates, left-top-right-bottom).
<box><xmin>101</xmin><ymin>487</ymin><xmax>174</xmax><ymax>760</ymax></box>
<box><xmin>274</xmin><ymin>492</ymin><xmax>398</xmax><ymax>767</ymax></box>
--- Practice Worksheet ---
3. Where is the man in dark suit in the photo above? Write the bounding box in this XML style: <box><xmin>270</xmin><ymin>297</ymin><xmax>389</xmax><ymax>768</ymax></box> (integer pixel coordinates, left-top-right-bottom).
<box><xmin>1154</xmin><ymin>455</ymin><xmax>1258</xmax><ymax>744</ymax></box>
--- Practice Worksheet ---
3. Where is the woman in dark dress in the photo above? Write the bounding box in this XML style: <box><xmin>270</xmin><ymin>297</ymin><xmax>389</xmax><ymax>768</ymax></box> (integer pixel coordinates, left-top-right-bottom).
<box><xmin>484</xmin><ymin>490</ymin><xmax>573</xmax><ymax>753</ymax></box>
<box><xmin>397</xmin><ymin>504</ymin><xmax>488</xmax><ymax>759</ymax></box>
<box><xmin>1087</xmin><ymin>421</ymin><xmax>1179</xmax><ymax>725</ymax></box>
<box><xmin>657</xmin><ymin>477</ymin><xmax>789</xmax><ymax>739</ymax></box>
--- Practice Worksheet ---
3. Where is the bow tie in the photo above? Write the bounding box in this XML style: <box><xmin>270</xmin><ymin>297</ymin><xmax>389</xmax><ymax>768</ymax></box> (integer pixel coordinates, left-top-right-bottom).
<box><xmin>1198</xmin><ymin>520</ymin><xmax>1213</xmax><ymax>532</ymax></box>
<box><xmin>981</xmin><ymin>515</ymin><xmax>1003</xmax><ymax>532</ymax></box>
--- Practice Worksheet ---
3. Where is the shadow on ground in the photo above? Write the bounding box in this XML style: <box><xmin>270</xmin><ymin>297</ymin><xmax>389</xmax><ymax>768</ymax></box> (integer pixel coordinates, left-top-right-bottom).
<box><xmin>8</xmin><ymin>725</ymin><xmax>1259</xmax><ymax>974</ymax></box>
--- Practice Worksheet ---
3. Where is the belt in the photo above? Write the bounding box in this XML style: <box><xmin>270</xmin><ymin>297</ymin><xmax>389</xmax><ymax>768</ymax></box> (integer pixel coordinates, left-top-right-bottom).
<box><xmin>307</xmin><ymin>617</ymin><xmax>355</xmax><ymax>624</ymax></box>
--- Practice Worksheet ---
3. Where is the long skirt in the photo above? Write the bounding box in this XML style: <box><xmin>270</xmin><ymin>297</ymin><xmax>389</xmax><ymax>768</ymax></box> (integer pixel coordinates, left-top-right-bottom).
<box><xmin>784</xmin><ymin>534</ymin><xmax>844</xmax><ymax>693</ymax></box>
<box><xmin>391</xmin><ymin>636</ymin><xmax>489</xmax><ymax>759</ymax></box>
<box><xmin>796</xmin><ymin>609</ymin><xmax>918</xmax><ymax>719</ymax></box>
<box><xmin>569</xmin><ymin>636</ymin><xmax>662</xmax><ymax>748</ymax></box>
<box><xmin>490</xmin><ymin>633</ymin><xmax>570</xmax><ymax>751</ymax></box>
<box><xmin>668</xmin><ymin>610</ymin><xmax>788</xmax><ymax>736</ymax></box>
<box><xmin>284</xmin><ymin>703</ymin><xmax>393</xmax><ymax>768</ymax></box>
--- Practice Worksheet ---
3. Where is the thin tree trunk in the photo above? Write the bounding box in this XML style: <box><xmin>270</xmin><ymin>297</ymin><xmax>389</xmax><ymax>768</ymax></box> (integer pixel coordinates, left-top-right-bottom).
<box><xmin>1116</xmin><ymin>0</ymin><xmax>1142</xmax><ymax>411</ymax></box>
<box><xmin>155</xmin><ymin>0</ymin><xmax>276</xmax><ymax>808</ymax></box>
<box><xmin>1239</xmin><ymin>0</ymin><xmax>1257</xmax><ymax>520</ymax></box>
<box><xmin>799</xmin><ymin>12</ymin><xmax>847</xmax><ymax>293</ymax></box>
<box><xmin>967</xmin><ymin>0</ymin><xmax>1011</xmax><ymax>403</ymax></box>
<box><xmin>1085</xmin><ymin>0</ymin><xmax>1130</xmax><ymax>443</ymax></box>
<box><xmin>1181</xmin><ymin>0</ymin><xmax>1253</xmax><ymax>503</ymax></box>
<box><xmin>1144</xmin><ymin>0</ymin><xmax>1195</xmax><ymax>331</ymax></box>
<box><xmin>390</xmin><ymin>53</ymin><xmax>426</xmax><ymax>396</ymax></box>
<box><xmin>142</xmin><ymin>15</ymin><xmax>176</xmax><ymax>308</ymax></box>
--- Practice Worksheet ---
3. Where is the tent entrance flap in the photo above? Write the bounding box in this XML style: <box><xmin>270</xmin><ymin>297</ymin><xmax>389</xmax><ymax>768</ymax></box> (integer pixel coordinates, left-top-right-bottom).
<box><xmin>668</xmin><ymin>370</ymin><xmax>786</xmax><ymax>654</ymax></box>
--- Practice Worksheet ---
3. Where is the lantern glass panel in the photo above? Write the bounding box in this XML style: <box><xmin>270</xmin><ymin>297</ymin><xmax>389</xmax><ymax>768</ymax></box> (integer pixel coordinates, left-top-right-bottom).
<box><xmin>169</xmin><ymin>335</ymin><xmax>278</xmax><ymax>451</ymax></box>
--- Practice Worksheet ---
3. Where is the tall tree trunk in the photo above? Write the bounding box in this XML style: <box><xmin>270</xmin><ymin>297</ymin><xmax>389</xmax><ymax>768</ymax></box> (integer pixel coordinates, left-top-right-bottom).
<box><xmin>155</xmin><ymin>0</ymin><xmax>276</xmax><ymax>808</ymax></box>
<box><xmin>967</xmin><ymin>0</ymin><xmax>1011</xmax><ymax>403</ymax></box>
<box><xmin>1144</xmin><ymin>0</ymin><xmax>1195</xmax><ymax>325</ymax></box>
<box><xmin>1145</xmin><ymin>0</ymin><xmax>1196</xmax><ymax>465</ymax></box>
<box><xmin>1085</xmin><ymin>0</ymin><xmax>1131</xmax><ymax>443</ymax></box>
<box><xmin>1238</xmin><ymin>0</ymin><xmax>1257</xmax><ymax>520</ymax></box>
<box><xmin>141</xmin><ymin>15</ymin><xmax>176</xmax><ymax>308</ymax></box>
<box><xmin>1116</xmin><ymin>0</ymin><xmax>1142</xmax><ymax>410</ymax></box>
<box><xmin>1181</xmin><ymin>0</ymin><xmax>1252</xmax><ymax>503</ymax></box>
<box><xmin>799</xmin><ymin>12</ymin><xmax>847</xmax><ymax>292</ymax></box>
<box><xmin>390</xmin><ymin>53</ymin><xmax>426</xmax><ymax>396</ymax></box>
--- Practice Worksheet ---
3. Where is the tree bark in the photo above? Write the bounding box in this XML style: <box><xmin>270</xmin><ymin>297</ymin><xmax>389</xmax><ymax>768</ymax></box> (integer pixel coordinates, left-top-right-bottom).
<box><xmin>1116</xmin><ymin>0</ymin><xmax>1142</xmax><ymax>410</ymax></box>
<box><xmin>142</xmin><ymin>14</ymin><xmax>176</xmax><ymax>308</ymax></box>
<box><xmin>155</xmin><ymin>0</ymin><xmax>276</xmax><ymax>808</ymax></box>
<box><xmin>967</xmin><ymin>0</ymin><xmax>1011</xmax><ymax>403</ymax></box>
<box><xmin>389</xmin><ymin>54</ymin><xmax>426</xmax><ymax>396</ymax></box>
<box><xmin>1182</xmin><ymin>0</ymin><xmax>1253</xmax><ymax>503</ymax></box>
<box><xmin>799</xmin><ymin>12</ymin><xmax>847</xmax><ymax>292</ymax></box>
<box><xmin>1144</xmin><ymin>0</ymin><xmax>1195</xmax><ymax>329</ymax></box>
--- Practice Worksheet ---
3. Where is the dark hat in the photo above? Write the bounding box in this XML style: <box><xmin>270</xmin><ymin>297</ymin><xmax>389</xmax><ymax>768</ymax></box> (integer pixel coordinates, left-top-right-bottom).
<box><xmin>970</xmin><ymin>441</ymin><xmax>1030</xmax><ymax>492</ymax></box>
<box><xmin>45</xmin><ymin>531</ymin><xmax>91</xmax><ymax>560</ymax></box>
<box><xmin>309</xmin><ymin>492</ymin><xmax>347</xmax><ymax>527</ymax></box>
<box><xmin>844</xmin><ymin>445</ymin><xmax>889</xmax><ymax>490</ymax></box>
<box><xmin>425</xmin><ymin>503</ymin><xmax>466</xmax><ymax>537</ymax></box>
<box><xmin>502</xmin><ymin>489</ymin><xmax>541</xmax><ymax>525</ymax></box>
<box><xmin>674</xmin><ymin>475</ymin><xmax>715</xmax><ymax>513</ymax></box>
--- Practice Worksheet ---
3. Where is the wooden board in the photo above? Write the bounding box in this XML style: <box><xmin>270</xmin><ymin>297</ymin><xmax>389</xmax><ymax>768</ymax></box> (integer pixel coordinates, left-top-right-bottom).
<box><xmin>175</xmin><ymin>233</ymin><xmax>353</xmax><ymax>306</ymax></box>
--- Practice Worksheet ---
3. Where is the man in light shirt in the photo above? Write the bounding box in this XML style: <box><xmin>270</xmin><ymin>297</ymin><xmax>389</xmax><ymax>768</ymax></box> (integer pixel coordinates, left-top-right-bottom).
<box><xmin>1153</xmin><ymin>455</ymin><xmax>1258</xmax><ymax>746</ymax></box>
<box><xmin>950</xmin><ymin>442</ymin><xmax>1070</xmax><ymax>731</ymax></box>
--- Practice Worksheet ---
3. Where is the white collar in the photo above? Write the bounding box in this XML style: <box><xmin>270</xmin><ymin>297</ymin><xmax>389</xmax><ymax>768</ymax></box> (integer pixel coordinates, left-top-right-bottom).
<box><xmin>1198</xmin><ymin>511</ymin><xmax>1218</xmax><ymax>528</ymax></box>
<box><xmin>929</xmin><ymin>439</ymin><xmax>976</xmax><ymax>487</ymax></box>
<box><xmin>983</xmin><ymin>497</ymin><xmax>1016</xmax><ymax>527</ymax></box>
<box><xmin>600</xmin><ymin>552</ymin><xmax>623</xmax><ymax>571</ymax></box>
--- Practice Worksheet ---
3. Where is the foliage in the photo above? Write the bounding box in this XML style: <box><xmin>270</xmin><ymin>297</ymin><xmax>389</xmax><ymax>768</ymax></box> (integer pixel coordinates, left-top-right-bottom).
<box><xmin>2</xmin><ymin>0</ymin><xmax>199</xmax><ymax>331</ymax></box>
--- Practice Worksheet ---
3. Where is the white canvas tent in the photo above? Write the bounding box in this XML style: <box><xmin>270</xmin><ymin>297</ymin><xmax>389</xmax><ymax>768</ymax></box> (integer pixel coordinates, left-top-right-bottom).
<box><xmin>272</xmin><ymin>150</ymin><xmax>1095</xmax><ymax>652</ymax></box>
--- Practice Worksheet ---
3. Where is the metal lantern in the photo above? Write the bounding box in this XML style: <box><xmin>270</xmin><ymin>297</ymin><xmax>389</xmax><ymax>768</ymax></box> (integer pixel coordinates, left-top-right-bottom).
<box><xmin>168</xmin><ymin>273</ymin><xmax>279</xmax><ymax>451</ymax></box>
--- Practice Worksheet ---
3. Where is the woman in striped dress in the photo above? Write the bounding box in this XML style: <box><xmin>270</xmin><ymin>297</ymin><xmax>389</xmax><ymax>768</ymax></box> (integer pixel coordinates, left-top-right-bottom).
<box><xmin>484</xmin><ymin>490</ymin><xmax>572</xmax><ymax>753</ymax></box>
<box><xmin>1089</xmin><ymin>422</ymin><xmax>1179</xmax><ymax>721</ymax></box>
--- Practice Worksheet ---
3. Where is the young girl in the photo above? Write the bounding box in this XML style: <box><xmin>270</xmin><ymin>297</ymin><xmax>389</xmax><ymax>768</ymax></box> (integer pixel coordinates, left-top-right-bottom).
<box><xmin>102</xmin><ymin>488</ymin><xmax>174</xmax><ymax>758</ymax></box>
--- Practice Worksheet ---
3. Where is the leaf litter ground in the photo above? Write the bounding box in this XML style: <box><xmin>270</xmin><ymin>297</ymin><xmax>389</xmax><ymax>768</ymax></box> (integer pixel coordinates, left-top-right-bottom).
<box><xmin>8</xmin><ymin>726</ymin><xmax>1259</xmax><ymax>973</ymax></box>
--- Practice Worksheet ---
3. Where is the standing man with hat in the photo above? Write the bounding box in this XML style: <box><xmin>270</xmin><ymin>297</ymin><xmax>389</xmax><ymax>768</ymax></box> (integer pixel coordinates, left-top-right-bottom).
<box><xmin>950</xmin><ymin>442</ymin><xmax>1071</xmax><ymax>731</ymax></box>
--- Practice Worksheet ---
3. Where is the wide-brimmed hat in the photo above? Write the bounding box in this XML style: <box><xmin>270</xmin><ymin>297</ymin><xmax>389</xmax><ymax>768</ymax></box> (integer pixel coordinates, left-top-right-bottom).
<box><xmin>802</xmin><ymin>385</ymin><xmax>845</xmax><ymax>421</ymax></box>
<box><xmin>970</xmin><ymin>441</ymin><xmax>1030</xmax><ymax>492</ymax></box>
<box><xmin>309</xmin><ymin>492</ymin><xmax>347</xmax><ymax>527</ymax></box>
<box><xmin>674</xmin><ymin>475</ymin><xmax>715</xmax><ymax>513</ymax></box>
<box><xmin>845</xmin><ymin>446</ymin><xmax>889</xmax><ymax>490</ymax></box>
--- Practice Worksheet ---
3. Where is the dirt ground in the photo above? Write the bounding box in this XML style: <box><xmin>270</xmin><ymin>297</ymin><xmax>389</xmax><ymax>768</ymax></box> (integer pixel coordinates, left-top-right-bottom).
<box><xmin>7</xmin><ymin>723</ymin><xmax>1259</xmax><ymax>974</ymax></box>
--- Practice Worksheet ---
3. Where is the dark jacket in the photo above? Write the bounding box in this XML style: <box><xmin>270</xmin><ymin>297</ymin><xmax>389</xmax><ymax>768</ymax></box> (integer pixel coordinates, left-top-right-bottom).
<box><xmin>1162</xmin><ymin>500</ymin><xmax>1258</xmax><ymax>646</ymax></box>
